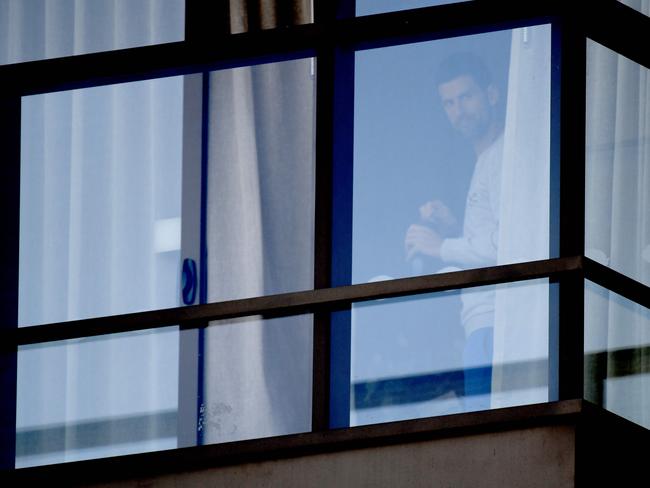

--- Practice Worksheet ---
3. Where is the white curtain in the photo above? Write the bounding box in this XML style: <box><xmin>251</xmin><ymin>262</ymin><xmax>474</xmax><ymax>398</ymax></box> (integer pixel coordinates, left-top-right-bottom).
<box><xmin>492</xmin><ymin>24</ymin><xmax>552</xmax><ymax>408</ymax></box>
<box><xmin>0</xmin><ymin>0</ymin><xmax>183</xmax><ymax>65</ymax></box>
<box><xmin>584</xmin><ymin>14</ymin><xmax>650</xmax><ymax>428</ymax></box>
<box><xmin>15</xmin><ymin>1</ymin><xmax>184</xmax><ymax>467</ymax></box>
<box><xmin>197</xmin><ymin>0</ymin><xmax>315</xmax><ymax>446</ymax></box>
<box><xmin>202</xmin><ymin>57</ymin><xmax>316</xmax><ymax>443</ymax></box>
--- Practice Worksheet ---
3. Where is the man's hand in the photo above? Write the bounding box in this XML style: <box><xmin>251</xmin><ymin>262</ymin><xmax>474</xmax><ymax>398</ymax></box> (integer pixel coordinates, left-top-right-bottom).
<box><xmin>419</xmin><ymin>199</ymin><xmax>457</xmax><ymax>233</ymax></box>
<box><xmin>405</xmin><ymin>224</ymin><xmax>443</xmax><ymax>261</ymax></box>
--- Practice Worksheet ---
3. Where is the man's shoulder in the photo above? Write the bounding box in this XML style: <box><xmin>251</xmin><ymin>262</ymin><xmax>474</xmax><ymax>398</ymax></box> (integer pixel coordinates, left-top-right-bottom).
<box><xmin>476</xmin><ymin>132</ymin><xmax>504</xmax><ymax>171</ymax></box>
<box><xmin>483</xmin><ymin>132</ymin><xmax>504</xmax><ymax>160</ymax></box>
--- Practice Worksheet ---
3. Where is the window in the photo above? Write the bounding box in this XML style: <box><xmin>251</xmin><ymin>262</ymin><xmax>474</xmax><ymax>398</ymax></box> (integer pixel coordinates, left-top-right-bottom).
<box><xmin>16</xmin><ymin>56</ymin><xmax>316</xmax><ymax>465</ymax></box>
<box><xmin>351</xmin><ymin>24</ymin><xmax>553</xmax><ymax>423</ymax></box>
<box><xmin>2</xmin><ymin>0</ymin><xmax>649</xmax><ymax>475</ymax></box>
<box><xmin>584</xmin><ymin>34</ymin><xmax>650</xmax><ymax>427</ymax></box>
<box><xmin>0</xmin><ymin>0</ymin><xmax>185</xmax><ymax>65</ymax></box>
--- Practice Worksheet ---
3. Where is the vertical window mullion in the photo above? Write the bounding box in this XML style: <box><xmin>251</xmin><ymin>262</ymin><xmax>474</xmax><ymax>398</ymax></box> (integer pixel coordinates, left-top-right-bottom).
<box><xmin>312</xmin><ymin>0</ymin><xmax>356</xmax><ymax>432</ymax></box>
<box><xmin>314</xmin><ymin>0</ymin><xmax>355</xmax><ymax>21</ymax></box>
<box><xmin>0</xmin><ymin>95</ymin><xmax>21</xmax><ymax>469</ymax></box>
<box><xmin>555</xmin><ymin>14</ymin><xmax>587</xmax><ymax>402</ymax></box>
<box><xmin>326</xmin><ymin>46</ymin><xmax>355</xmax><ymax>429</ymax></box>
<box><xmin>184</xmin><ymin>0</ymin><xmax>231</xmax><ymax>42</ymax></box>
<box><xmin>312</xmin><ymin>45</ymin><xmax>336</xmax><ymax>431</ymax></box>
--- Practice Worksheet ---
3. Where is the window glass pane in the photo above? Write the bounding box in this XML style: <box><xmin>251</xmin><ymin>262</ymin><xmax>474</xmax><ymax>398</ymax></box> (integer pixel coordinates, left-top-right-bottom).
<box><xmin>353</xmin><ymin>25</ymin><xmax>552</xmax><ymax>285</ymax></box>
<box><xmin>199</xmin><ymin>58</ymin><xmax>315</xmax><ymax>444</ymax></box>
<box><xmin>351</xmin><ymin>279</ymin><xmax>550</xmax><ymax>425</ymax></box>
<box><xmin>0</xmin><ymin>0</ymin><xmax>185</xmax><ymax>65</ymax></box>
<box><xmin>201</xmin><ymin>315</ymin><xmax>313</xmax><ymax>444</ymax></box>
<box><xmin>16</xmin><ymin>310</ymin><xmax>313</xmax><ymax>468</ymax></box>
<box><xmin>618</xmin><ymin>0</ymin><xmax>649</xmax><ymax>17</ymax></box>
<box><xmin>206</xmin><ymin>58</ymin><xmax>315</xmax><ymax>301</ymax></box>
<box><xmin>19</xmin><ymin>76</ymin><xmax>184</xmax><ymax>326</ymax></box>
<box><xmin>16</xmin><ymin>327</ymin><xmax>179</xmax><ymax>467</ymax></box>
<box><xmin>357</xmin><ymin>0</ymin><xmax>468</xmax><ymax>16</ymax></box>
<box><xmin>586</xmin><ymin>40</ymin><xmax>650</xmax><ymax>287</ymax></box>
<box><xmin>585</xmin><ymin>280</ymin><xmax>650</xmax><ymax>429</ymax></box>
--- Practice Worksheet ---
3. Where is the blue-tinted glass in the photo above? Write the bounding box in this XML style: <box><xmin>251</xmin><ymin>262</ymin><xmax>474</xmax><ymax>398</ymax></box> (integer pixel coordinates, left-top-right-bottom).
<box><xmin>585</xmin><ymin>40</ymin><xmax>650</xmax><ymax>287</ymax></box>
<box><xmin>19</xmin><ymin>76</ymin><xmax>184</xmax><ymax>326</ymax></box>
<box><xmin>357</xmin><ymin>0</ymin><xmax>468</xmax><ymax>16</ymax></box>
<box><xmin>351</xmin><ymin>26</ymin><xmax>552</xmax><ymax>426</ymax></box>
<box><xmin>585</xmin><ymin>281</ymin><xmax>650</xmax><ymax>429</ymax></box>
<box><xmin>16</xmin><ymin>327</ymin><xmax>179</xmax><ymax>467</ymax></box>
<box><xmin>353</xmin><ymin>25</ymin><xmax>552</xmax><ymax>284</ymax></box>
<box><xmin>0</xmin><ymin>0</ymin><xmax>185</xmax><ymax>65</ymax></box>
<box><xmin>351</xmin><ymin>279</ymin><xmax>550</xmax><ymax>426</ymax></box>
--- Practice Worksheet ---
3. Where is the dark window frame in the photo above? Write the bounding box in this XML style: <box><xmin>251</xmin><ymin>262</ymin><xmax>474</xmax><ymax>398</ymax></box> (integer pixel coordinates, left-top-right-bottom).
<box><xmin>1</xmin><ymin>0</ymin><xmax>649</xmax><ymax>475</ymax></box>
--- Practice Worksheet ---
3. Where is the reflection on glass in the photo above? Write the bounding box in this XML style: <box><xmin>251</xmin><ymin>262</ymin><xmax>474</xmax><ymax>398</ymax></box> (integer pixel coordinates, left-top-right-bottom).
<box><xmin>351</xmin><ymin>279</ymin><xmax>549</xmax><ymax>426</ymax></box>
<box><xmin>16</xmin><ymin>327</ymin><xmax>179</xmax><ymax>468</ymax></box>
<box><xmin>0</xmin><ymin>0</ymin><xmax>185</xmax><ymax>65</ymax></box>
<box><xmin>201</xmin><ymin>315</ymin><xmax>313</xmax><ymax>444</ymax></box>
<box><xmin>585</xmin><ymin>281</ymin><xmax>650</xmax><ymax>429</ymax></box>
<box><xmin>20</xmin><ymin>76</ymin><xmax>184</xmax><ymax>326</ymax></box>
<box><xmin>200</xmin><ymin>58</ymin><xmax>315</xmax><ymax>444</ymax></box>
<box><xmin>586</xmin><ymin>41</ymin><xmax>650</xmax><ymax>288</ymax></box>
<box><xmin>357</xmin><ymin>0</ymin><xmax>468</xmax><ymax>16</ymax></box>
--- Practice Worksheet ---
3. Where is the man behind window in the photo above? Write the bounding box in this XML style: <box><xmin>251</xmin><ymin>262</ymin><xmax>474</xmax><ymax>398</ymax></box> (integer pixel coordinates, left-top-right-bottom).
<box><xmin>405</xmin><ymin>52</ymin><xmax>503</xmax><ymax>411</ymax></box>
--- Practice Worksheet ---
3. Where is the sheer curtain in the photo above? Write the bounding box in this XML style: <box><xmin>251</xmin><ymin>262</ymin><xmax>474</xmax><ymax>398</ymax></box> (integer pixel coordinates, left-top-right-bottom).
<box><xmin>492</xmin><ymin>24</ymin><xmax>552</xmax><ymax>408</ymax></box>
<box><xmin>0</xmin><ymin>0</ymin><xmax>183</xmax><ymax>65</ymax></box>
<box><xmin>584</xmin><ymin>5</ymin><xmax>650</xmax><ymax>427</ymax></box>
<box><xmin>201</xmin><ymin>1</ymin><xmax>315</xmax><ymax>444</ymax></box>
<box><xmin>16</xmin><ymin>2</ymin><xmax>184</xmax><ymax>467</ymax></box>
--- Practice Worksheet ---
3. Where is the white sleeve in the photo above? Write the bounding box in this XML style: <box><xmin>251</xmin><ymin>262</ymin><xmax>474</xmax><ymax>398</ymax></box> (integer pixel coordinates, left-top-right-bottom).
<box><xmin>439</xmin><ymin>137</ymin><xmax>501</xmax><ymax>267</ymax></box>
<box><xmin>440</xmin><ymin>233</ymin><xmax>498</xmax><ymax>267</ymax></box>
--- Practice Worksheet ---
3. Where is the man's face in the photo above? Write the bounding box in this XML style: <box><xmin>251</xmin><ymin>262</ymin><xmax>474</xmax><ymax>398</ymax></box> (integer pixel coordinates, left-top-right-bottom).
<box><xmin>437</xmin><ymin>75</ymin><xmax>497</xmax><ymax>141</ymax></box>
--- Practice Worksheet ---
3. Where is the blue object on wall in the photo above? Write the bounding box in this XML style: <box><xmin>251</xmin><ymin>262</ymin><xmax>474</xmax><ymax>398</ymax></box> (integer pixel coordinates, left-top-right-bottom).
<box><xmin>182</xmin><ymin>258</ymin><xmax>198</xmax><ymax>305</ymax></box>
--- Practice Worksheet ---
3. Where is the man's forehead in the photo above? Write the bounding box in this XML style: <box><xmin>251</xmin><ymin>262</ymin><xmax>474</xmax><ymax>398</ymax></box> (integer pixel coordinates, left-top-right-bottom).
<box><xmin>437</xmin><ymin>74</ymin><xmax>482</xmax><ymax>97</ymax></box>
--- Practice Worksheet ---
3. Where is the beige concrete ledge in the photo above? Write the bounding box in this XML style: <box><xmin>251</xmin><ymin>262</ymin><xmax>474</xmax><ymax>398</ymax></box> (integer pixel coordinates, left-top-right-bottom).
<box><xmin>5</xmin><ymin>400</ymin><xmax>648</xmax><ymax>487</ymax></box>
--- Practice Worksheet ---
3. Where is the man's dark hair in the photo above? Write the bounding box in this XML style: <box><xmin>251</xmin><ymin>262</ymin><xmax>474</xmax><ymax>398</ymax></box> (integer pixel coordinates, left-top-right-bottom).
<box><xmin>435</xmin><ymin>52</ymin><xmax>492</xmax><ymax>89</ymax></box>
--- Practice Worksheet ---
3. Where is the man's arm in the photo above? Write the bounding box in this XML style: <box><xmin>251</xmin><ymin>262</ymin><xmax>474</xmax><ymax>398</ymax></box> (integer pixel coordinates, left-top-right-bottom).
<box><xmin>404</xmin><ymin>223</ymin><xmax>443</xmax><ymax>262</ymax></box>
<box><xmin>439</xmin><ymin>232</ymin><xmax>497</xmax><ymax>266</ymax></box>
<box><xmin>404</xmin><ymin>224</ymin><xmax>497</xmax><ymax>266</ymax></box>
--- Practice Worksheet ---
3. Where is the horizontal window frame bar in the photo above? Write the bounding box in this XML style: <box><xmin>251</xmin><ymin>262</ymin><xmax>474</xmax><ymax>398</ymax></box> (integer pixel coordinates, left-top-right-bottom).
<box><xmin>5</xmin><ymin>257</ymin><xmax>582</xmax><ymax>349</ymax></box>
<box><xmin>584</xmin><ymin>0</ymin><xmax>650</xmax><ymax>71</ymax></box>
<box><xmin>2</xmin><ymin>2</ymin><xmax>645</xmax><ymax>98</ymax></box>
<box><xmin>0</xmin><ymin>1</ymin><xmax>611</xmax><ymax>97</ymax></box>
<box><xmin>583</xmin><ymin>257</ymin><xmax>650</xmax><ymax>310</ymax></box>
<box><xmin>0</xmin><ymin>39</ymin><xmax>318</xmax><ymax>98</ymax></box>
<box><xmin>10</xmin><ymin>257</ymin><xmax>648</xmax><ymax>351</ymax></box>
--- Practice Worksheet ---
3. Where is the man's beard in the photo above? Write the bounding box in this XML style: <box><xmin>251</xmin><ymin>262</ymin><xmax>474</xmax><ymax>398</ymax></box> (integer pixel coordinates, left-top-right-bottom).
<box><xmin>455</xmin><ymin>114</ymin><xmax>491</xmax><ymax>141</ymax></box>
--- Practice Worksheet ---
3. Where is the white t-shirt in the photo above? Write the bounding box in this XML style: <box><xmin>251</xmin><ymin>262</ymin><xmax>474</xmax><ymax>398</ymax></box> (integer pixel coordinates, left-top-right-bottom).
<box><xmin>439</xmin><ymin>133</ymin><xmax>503</xmax><ymax>337</ymax></box>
